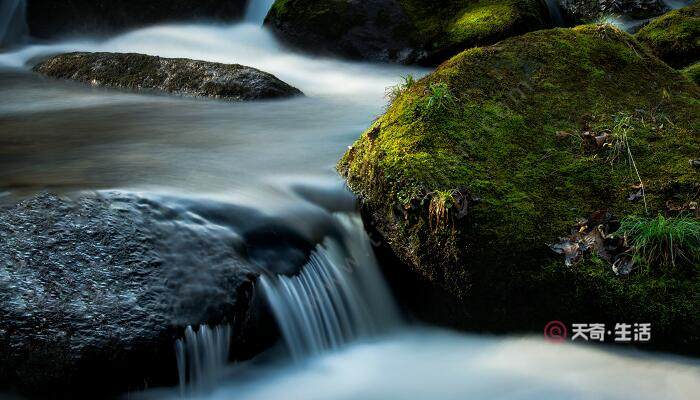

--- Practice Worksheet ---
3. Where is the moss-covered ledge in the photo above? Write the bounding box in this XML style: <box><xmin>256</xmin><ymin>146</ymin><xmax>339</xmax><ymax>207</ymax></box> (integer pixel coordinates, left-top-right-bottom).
<box><xmin>339</xmin><ymin>25</ymin><xmax>700</xmax><ymax>352</ymax></box>
<box><xmin>635</xmin><ymin>1</ymin><xmax>700</xmax><ymax>69</ymax></box>
<box><xmin>265</xmin><ymin>0</ymin><xmax>550</xmax><ymax>65</ymax></box>
<box><xmin>683</xmin><ymin>60</ymin><xmax>700</xmax><ymax>84</ymax></box>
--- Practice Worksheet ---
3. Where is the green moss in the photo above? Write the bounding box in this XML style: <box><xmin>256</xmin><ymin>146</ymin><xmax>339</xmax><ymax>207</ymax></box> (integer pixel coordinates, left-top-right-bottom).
<box><xmin>682</xmin><ymin>60</ymin><xmax>700</xmax><ymax>84</ymax></box>
<box><xmin>339</xmin><ymin>25</ymin><xmax>700</xmax><ymax>349</ymax></box>
<box><xmin>267</xmin><ymin>0</ymin><xmax>548</xmax><ymax>64</ymax></box>
<box><xmin>400</xmin><ymin>0</ymin><xmax>548</xmax><ymax>59</ymax></box>
<box><xmin>635</xmin><ymin>2</ymin><xmax>700</xmax><ymax>68</ymax></box>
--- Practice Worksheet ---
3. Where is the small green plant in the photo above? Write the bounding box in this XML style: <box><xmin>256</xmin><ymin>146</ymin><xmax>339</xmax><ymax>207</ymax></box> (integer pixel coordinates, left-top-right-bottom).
<box><xmin>616</xmin><ymin>214</ymin><xmax>700</xmax><ymax>272</ymax></box>
<box><xmin>604</xmin><ymin>112</ymin><xmax>648</xmax><ymax>213</ymax></box>
<box><xmin>428</xmin><ymin>190</ymin><xmax>457</xmax><ymax>227</ymax></box>
<box><xmin>386</xmin><ymin>74</ymin><xmax>416</xmax><ymax>102</ymax></box>
<box><xmin>416</xmin><ymin>82</ymin><xmax>457</xmax><ymax>120</ymax></box>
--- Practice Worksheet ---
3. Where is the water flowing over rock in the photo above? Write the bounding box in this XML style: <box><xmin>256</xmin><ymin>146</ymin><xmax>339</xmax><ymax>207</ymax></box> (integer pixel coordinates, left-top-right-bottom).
<box><xmin>176</xmin><ymin>325</ymin><xmax>231</xmax><ymax>396</ymax></box>
<box><xmin>0</xmin><ymin>192</ymin><xmax>274</xmax><ymax>397</ymax></box>
<box><xmin>245</xmin><ymin>0</ymin><xmax>277</xmax><ymax>24</ymax></box>
<box><xmin>25</xmin><ymin>0</ymin><xmax>248</xmax><ymax>39</ymax></box>
<box><xmin>0</xmin><ymin>0</ymin><xmax>28</xmax><ymax>49</ymax></box>
<box><xmin>260</xmin><ymin>213</ymin><xmax>400</xmax><ymax>360</ymax></box>
<box><xmin>33</xmin><ymin>52</ymin><xmax>303</xmax><ymax>101</ymax></box>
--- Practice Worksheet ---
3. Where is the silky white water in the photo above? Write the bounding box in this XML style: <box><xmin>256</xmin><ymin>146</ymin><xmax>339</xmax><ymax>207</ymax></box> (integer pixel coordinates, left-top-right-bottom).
<box><xmin>260</xmin><ymin>213</ymin><xmax>400</xmax><ymax>360</ymax></box>
<box><xmin>0</xmin><ymin>22</ymin><xmax>421</xmax><ymax>100</ymax></box>
<box><xmin>176</xmin><ymin>325</ymin><xmax>232</xmax><ymax>395</ymax></box>
<box><xmin>143</xmin><ymin>329</ymin><xmax>700</xmax><ymax>400</ymax></box>
<box><xmin>1</xmin><ymin>1</ymin><xmax>699</xmax><ymax>399</ymax></box>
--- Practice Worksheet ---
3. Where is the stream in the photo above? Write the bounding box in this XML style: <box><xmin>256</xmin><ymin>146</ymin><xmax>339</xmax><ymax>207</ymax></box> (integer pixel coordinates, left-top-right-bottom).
<box><xmin>1</xmin><ymin>1</ymin><xmax>699</xmax><ymax>399</ymax></box>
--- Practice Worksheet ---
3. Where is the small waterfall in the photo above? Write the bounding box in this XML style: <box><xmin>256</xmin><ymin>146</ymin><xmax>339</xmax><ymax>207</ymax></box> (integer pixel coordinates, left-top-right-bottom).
<box><xmin>175</xmin><ymin>325</ymin><xmax>231</xmax><ymax>396</ymax></box>
<box><xmin>545</xmin><ymin>0</ymin><xmax>566</xmax><ymax>27</ymax></box>
<box><xmin>260</xmin><ymin>213</ymin><xmax>401</xmax><ymax>360</ymax></box>
<box><xmin>0</xmin><ymin>0</ymin><xmax>28</xmax><ymax>49</ymax></box>
<box><xmin>244</xmin><ymin>0</ymin><xmax>277</xmax><ymax>24</ymax></box>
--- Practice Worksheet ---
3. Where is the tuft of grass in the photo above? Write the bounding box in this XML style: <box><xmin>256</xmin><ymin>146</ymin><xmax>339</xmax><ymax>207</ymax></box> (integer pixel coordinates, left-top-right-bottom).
<box><xmin>415</xmin><ymin>82</ymin><xmax>457</xmax><ymax>120</ymax></box>
<box><xmin>428</xmin><ymin>189</ymin><xmax>457</xmax><ymax>228</ymax></box>
<box><xmin>616</xmin><ymin>214</ymin><xmax>700</xmax><ymax>273</ymax></box>
<box><xmin>604</xmin><ymin>112</ymin><xmax>648</xmax><ymax>213</ymax></box>
<box><xmin>386</xmin><ymin>74</ymin><xmax>417</xmax><ymax>102</ymax></box>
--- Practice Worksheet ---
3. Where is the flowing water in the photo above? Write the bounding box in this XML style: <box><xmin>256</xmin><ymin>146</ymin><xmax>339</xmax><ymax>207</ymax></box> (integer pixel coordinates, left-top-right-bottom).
<box><xmin>260</xmin><ymin>213</ymin><xmax>400</xmax><ymax>360</ymax></box>
<box><xmin>245</xmin><ymin>0</ymin><xmax>277</xmax><ymax>24</ymax></box>
<box><xmin>176</xmin><ymin>325</ymin><xmax>232</xmax><ymax>395</ymax></box>
<box><xmin>0</xmin><ymin>0</ymin><xmax>27</xmax><ymax>49</ymax></box>
<box><xmin>1</xmin><ymin>1</ymin><xmax>700</xmax><ymax>399</ymax></box>
<box><xmin>544</xmin><ymin>0</ymin><xmax>566</xmax><ymax>27</ymax></box>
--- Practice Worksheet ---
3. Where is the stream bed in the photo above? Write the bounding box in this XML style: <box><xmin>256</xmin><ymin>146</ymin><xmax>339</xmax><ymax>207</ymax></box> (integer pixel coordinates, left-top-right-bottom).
<box><xmin>0</xmin><ymin>2</ymin><xmax>699</xmax><ymax>399</ymax></box>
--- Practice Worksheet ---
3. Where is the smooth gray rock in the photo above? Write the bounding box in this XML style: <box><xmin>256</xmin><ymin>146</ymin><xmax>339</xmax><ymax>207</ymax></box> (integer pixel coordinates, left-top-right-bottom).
<box><xmin>33</xmin><ymin>52</ymin><xmax>303</xmax><ymax>101</ymax></box>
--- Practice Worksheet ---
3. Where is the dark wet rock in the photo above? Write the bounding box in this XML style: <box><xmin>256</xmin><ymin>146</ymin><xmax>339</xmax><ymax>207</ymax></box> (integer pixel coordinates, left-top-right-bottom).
<box><xmin>32</xmin><ymin>52</ymin><xmax>303</xmax><ymax>101</ymax></box>
<box><xmin>265</xmin><ymin>0</ymin><xmax>550</xmax><ymax>65</ymax></box>
<box><xmin>26</xmin><ymin>0</ymin><xmax>247</xmax><ymax>39</ymax></box>
<box><xmin>635</xmin><ymin>2</ymin><xmax>700</xmax><ymax>68</ymax></box>
<box><xmin>558</xmin><ymin>0</ymin><xmax>671</xmax><ymax>24</ymax></box>
<box><xmin>340</xmin><ymin>25</ymin><xmax>700</xmax><ymax>354</ymax></box>
<box><xmin>0</xmin><ymin>192</ymin><xmax>276</xmax><ymax>398</ymax></box>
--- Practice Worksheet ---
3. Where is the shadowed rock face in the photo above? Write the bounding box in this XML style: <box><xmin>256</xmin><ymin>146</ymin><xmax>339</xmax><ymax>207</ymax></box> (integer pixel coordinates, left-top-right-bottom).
<box><xmin>26</xmin><ymin>0</ymin><xmax>248</xmax><ymax>39</ymax></box>
<box><xmin>0</xmin><ymin>193</ymin><xmax>276</xmax><ymax>397</ymax></box>
<box><xmin>33</xmin><ymin>52</ymin><xmax>303</xmax><ymax>101</ymax></box>
<box><xmin>265</xmin><ymin>0</ymin><xmax>550</xmax><ymax>65</ymax></box>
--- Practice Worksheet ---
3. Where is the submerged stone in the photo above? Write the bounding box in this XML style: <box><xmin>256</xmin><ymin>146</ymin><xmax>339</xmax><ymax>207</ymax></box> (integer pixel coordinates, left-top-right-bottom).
<box><xmin>339</xmin><ymin>25</ymin><xmax>700</xmax><ymax>353</ymax></box>
<box><xmin>33</xmin><ymin>52</ymin><xmax>303</xmax><ymax>101</ymax></box>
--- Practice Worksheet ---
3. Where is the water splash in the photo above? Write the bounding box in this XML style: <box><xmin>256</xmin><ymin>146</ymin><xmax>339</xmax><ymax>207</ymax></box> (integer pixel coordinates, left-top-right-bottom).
<box><xmin>0</xmin><ymin>0</ymin><xmax>28</xmax><ymax>49</ymax></box>
<box><xmin>245</xmin><ymin>0</ymin><xmax>276</xmax><ymax>24</ymax></box>
<box><xmin>259</xmin><ymin>213</ymin><xmax>400</xmax><ymax>360</ymax></box>
<box><xmin>175</xmin><ymin>325</ymin><xmax>231</xmax><ymax>396</ymax></box>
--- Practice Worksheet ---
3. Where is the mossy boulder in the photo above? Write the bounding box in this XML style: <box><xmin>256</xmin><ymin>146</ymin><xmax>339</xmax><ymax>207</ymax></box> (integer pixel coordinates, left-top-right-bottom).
<box><xmin>33</xmin><ymin>52</ymin><xmax>303</xmax><ymax>101</ymax></box>
<box><xmin>683</xmin><ymin>60</ymin><xmax>700</xmax><ymax>84</ymax></box>
<box><xmin>635</xmin><ymin>1</ymin><xmax>700</xmax><ymax>68</ymax></box>
<box><xmin>339</xmin><ymin>25</ymin><xmax>700</xmax><ymax>352</ymax></box>
<box><xmin>265</xmin><ymin>0</ymin><xmax>550</xmax><ymax>65</ymax></box>
<box><xmin>26</xmin><ymin>0</ymin><xmax>247</xmax><ymax>39</ymax></box>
